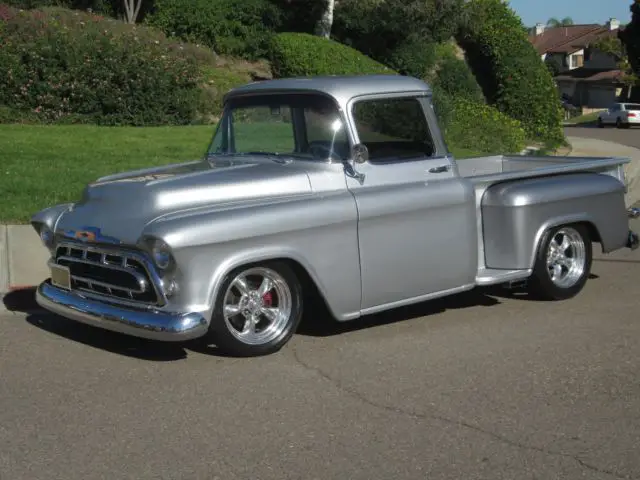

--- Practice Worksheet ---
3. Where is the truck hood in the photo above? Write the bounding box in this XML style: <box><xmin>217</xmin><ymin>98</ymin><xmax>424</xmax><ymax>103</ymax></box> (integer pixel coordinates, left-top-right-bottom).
<box><xmin>54</xmin><ymin>157</ymin><xmax>313</xmax><ymax>245</ymax></box>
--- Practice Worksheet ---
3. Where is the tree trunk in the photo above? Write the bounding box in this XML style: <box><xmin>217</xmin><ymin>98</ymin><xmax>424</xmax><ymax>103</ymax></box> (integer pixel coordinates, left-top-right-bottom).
<box><xmin>123</xmin><ymin>0</ymin><xmax>143</xmax><ymax>24</ymax></box>
<box><xmin>315</xmin><ymin>0</ymin><xmax>335</xmax><ymax>38</ymax></box>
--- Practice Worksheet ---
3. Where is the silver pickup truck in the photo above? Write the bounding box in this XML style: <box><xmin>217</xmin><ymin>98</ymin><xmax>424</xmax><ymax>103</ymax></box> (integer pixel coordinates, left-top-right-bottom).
<box><xmin>31</xmin><ymin>74</ymin><xmax>639</xmax><ymax>357</ymax></box>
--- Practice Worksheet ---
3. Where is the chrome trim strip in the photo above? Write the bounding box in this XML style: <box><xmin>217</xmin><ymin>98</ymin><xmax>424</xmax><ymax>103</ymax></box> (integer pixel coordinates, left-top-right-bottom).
<box><xmin>55</xmin><ymin>241</ymin><xmax>167</xmax><ymax>306</ymax></box>
<box><xmin>72</xmin><ymin>275</ymin><xmax>146</xmax><ymax>296</ymax></box>
<box><xmin>36</xmin><ymin>281</ymin><xmax>208</xmax><ymax>342</ymax></box>
<box><xmin>57</xmin><ymin>256</ymin><xmax>149</xmax><ymax>293</ymax></box>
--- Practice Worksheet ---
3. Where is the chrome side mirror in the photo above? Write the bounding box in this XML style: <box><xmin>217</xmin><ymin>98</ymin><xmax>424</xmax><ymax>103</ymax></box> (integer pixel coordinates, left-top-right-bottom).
<box><xmin>344</xmin><ymin>143</ymin><xmax>367</xmax><ymax>185</ymax></box>
<box><xmin>351</xmin><ymin>143</ymin><xmax>369</xmax><ymax>164</ymax></box>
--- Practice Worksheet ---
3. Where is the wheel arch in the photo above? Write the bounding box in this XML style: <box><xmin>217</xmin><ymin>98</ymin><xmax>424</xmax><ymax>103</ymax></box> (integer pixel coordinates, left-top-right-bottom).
<box><xmin>530</xmin><ymin>215</ymin><xmax>601</xmax><ymax>268</ymax></box>
<box><xmin>205</xmin><ymin>250</ymin><xmax>342</xmax><ymax>322</ymax></box>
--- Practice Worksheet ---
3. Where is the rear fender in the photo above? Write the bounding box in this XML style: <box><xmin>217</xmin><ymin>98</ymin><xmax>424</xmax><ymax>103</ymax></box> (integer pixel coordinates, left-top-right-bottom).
<box><xmin>481</xmin><ymin>172</ymin><xmax>628</xmax><ymax>270</ymax></box>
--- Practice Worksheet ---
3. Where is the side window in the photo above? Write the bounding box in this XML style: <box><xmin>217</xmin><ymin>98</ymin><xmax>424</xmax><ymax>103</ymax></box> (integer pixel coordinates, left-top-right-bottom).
<box><xmin>351</xmin><ymin>96</ymin><xmax>436</xmax><ymax>162</ymax></box>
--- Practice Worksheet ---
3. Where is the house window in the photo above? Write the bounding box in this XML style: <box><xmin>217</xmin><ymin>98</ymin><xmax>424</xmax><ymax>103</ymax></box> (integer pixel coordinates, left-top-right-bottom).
<box><xmin>571</xmin><ymin>54</ymin><xmax>584</xmax><ymax>69</ymax></box>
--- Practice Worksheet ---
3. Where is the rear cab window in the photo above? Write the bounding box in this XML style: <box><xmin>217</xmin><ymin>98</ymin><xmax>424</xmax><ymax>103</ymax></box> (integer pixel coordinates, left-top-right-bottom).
<box><xmin>351</xmin><ymin>96</ymin><xmax>436</xmax><ymax>163</ymax></box>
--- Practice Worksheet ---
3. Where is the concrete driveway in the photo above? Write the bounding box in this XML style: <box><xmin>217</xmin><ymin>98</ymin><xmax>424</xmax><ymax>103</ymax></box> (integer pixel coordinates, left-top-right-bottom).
<box><xmin>565</xmin><ymin>125</ymin><xmax>640</xmax><ymax>150</ymax></box>
<box><xmin>2</xmin><ymin>242</ymin><xmax>640</xmax><ymax>480</ymax></box>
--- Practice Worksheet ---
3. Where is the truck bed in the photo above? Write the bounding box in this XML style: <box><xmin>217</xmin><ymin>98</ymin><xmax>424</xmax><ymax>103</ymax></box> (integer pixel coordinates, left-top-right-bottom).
<box><xmin>456</xmin><ymin>154</ymin><xmax>628</xmax><ymax>187</ymax></box>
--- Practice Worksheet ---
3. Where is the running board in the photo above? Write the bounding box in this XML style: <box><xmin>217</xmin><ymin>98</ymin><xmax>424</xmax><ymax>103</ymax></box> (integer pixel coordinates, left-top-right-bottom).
<box><xmin>475</xmin><ymin>268</ymin><xmax>532</xmax><ymax>286</ymax></box>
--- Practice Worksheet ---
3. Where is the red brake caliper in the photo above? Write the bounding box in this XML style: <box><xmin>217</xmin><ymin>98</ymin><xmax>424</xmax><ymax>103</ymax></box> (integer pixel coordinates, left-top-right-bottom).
<box><xmin>262</xmin><ymin>291</ymin><xmax>273</xmax><ymax>307</ymax></box>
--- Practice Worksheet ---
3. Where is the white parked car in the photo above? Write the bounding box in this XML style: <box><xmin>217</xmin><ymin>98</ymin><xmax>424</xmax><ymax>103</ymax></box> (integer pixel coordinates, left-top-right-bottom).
<box><xmin>597</xmin><ymin>103</ymin><xmax>640</xmax><ymax>128</ymax></box>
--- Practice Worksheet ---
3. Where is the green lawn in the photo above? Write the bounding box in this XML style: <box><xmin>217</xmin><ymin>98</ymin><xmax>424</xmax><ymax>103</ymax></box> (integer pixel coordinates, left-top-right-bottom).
<box><xmin>566</xmin><ymin>111</ymin><xmax>600</xmax><ymax>125</ymax></box>
<box><xmin>1</xmin><ymin>124</ymin><xmax>215</xmax><ymax>223</ymax></box>
<box><xmin>0</xmin><ymin>124</ymin><xmax>480</xmax><ymax>223</ymax></box>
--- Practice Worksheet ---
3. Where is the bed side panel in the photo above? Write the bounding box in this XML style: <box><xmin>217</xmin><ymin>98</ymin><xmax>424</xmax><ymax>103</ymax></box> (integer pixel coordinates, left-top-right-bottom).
<box><xmin>481</xmin><ymin>172</ymin><xmax>628</xmax><ymax>270</ymax></box>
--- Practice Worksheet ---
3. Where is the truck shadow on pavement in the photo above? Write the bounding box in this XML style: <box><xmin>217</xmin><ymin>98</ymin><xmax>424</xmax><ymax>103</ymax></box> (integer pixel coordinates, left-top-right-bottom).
<box><xmin>2</xmin><ymin>280</ymin><xmax>597</xmax><ymax>360</ymax></box>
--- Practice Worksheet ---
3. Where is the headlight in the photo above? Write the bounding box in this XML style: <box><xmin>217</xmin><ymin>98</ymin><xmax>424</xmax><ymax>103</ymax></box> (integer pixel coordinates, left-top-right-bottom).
<box><xmin>151</xmin><ymin>239</ymin><xmax>174</xmax><ymax>270</ymax></box>
<box><xmin>39</xmin><ymin>225</ymin><xmax>54</xmax><ymax>248</ymax></box>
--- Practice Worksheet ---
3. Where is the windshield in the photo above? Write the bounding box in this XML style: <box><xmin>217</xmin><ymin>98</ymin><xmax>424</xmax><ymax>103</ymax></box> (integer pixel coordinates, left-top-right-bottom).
<box><xmin>207</xmin><ymin>93</ymin><xmax>349</xmax><ymax>162</ymax></box>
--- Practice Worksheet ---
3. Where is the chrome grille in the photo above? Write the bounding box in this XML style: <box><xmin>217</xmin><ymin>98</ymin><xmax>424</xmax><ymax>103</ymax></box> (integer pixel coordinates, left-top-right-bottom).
<box><xmin>54</xmin><ymin>242</ymin><xmax>162</xmax><ymax>305</ymax></box>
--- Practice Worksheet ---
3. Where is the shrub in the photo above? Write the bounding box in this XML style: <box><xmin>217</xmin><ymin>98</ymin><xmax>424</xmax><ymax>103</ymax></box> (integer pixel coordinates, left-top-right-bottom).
<box><xmin>0</xmin><ymin>6</ymin><xmax>256</xmax><ymax>125</ymax></box>
<box><xmin>146</xmin><ymin>0</ymin><xmax>282</xmax><ymax>60</ymax></box>
<box><xmin>427</xmin><ymin>43</ymin><xmax>484</xmax><ymax>103</ymax></box>
<box><xmin>456</xmin><ymin>0</ymin><xmax>564</xmax><ymax>145</ymax></box>
<box><xmin>268</xmin><ymin>32</ymin><xmax>394</xmax><ymax>77</ymax></box>
<box><xmin>439</xmin><ymin>96</ymin><xmax>527</xmax><ymax>155</ymax></box>
<box><xmin>1</xmin><ymin>0</ymin><xmax>112</xmax><ymax>13</ymax></box>
<box><xmin>386</xmin><ymin>38</ymin><xmax>438</xmax><ymax>78</ymax></box>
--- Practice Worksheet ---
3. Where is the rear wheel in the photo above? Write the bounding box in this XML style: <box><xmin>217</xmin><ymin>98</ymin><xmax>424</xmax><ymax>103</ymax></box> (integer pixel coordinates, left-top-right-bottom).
<box><xmin>597</xmin><ymin>117</ymin><xmax>604</xmax><ymax>128</ymax></box>
<box><xmin>528</xmin><ymin>224</ymin><xmax>592</xmax><ymax>300</ymax></box>
<box><xmin>206</xmin><ymin>261</ymin><xmax>303</xmax><ymax>357</ymax></box>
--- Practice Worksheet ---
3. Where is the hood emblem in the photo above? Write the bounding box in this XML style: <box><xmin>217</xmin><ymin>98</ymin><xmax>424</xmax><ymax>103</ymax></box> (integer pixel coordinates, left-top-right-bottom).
<box><xmin>63</xmin><ymin>227</ymin><xmax>122</xmax><ymax>245</ymax></box>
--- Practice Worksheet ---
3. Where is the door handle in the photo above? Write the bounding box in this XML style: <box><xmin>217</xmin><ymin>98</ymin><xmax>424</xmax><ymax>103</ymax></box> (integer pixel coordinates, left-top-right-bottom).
<box><xmin>428</xmin><ymin>165</ymin><xmax>450</xmax><ymax>173</ymax></box>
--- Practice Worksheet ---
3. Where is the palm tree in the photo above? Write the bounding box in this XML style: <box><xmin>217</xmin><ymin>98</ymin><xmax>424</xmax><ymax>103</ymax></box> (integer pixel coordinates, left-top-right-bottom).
<box><xmin>547</xmin><ymin>17</ymin><xmax>574</xmax><ymax>28</ymax></box>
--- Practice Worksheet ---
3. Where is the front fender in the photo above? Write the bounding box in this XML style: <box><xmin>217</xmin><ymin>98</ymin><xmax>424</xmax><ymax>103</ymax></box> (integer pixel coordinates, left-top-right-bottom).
<box><xmin>202</xmin><ymin>245</ymin><xmax>349</xmax><ymax>321</ymax></box>
<box><xmin>141</xmin><ymin>191</ymin><xmax>362</xmax><ymax>321</ymax></box>
<box><xmin>30</xmin><ymin>203</ymin><xmax>74</xmax><ymax>237</ymax></box>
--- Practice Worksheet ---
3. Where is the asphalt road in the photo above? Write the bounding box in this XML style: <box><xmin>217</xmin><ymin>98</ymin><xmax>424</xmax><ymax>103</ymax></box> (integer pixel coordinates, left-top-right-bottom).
<box><xmin>2</xmin><ymin>243</ymin><xmax>640</xmax><ymax>480</ymax></box>
<box><xmin>565</xmin><ymin>125</ymin><xmax>640</xmax><ymax>150</ymax></box>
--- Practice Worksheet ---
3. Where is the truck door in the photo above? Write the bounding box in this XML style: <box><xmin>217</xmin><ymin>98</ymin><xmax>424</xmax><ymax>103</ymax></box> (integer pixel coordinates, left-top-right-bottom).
<box><xmin>344</xmin><ymin>94</ymin><xmax>478</xmax><ymax>312</ymax></box>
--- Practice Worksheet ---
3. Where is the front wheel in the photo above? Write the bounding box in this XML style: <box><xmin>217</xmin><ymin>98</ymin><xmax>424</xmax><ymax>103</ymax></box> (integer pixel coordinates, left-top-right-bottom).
<box><xmin>528</xmin><ymin>224</ymin><xmax>592</xmax><ymax>301</ymax></box>
<box><xmin>206</xmin><ymin>261</ymin><xmax>303</xmax><ymax>357</ymax></box>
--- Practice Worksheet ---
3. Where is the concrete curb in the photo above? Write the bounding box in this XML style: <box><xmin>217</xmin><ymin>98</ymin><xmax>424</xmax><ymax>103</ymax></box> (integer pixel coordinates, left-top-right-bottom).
<box><xmin>0</xmin><ymin>225</ymin><xmax>50</xmax><ymax>313</ymax></box>
<box><xmin>565</xmin><ymin>136</ymin><xmax>640</xmax><ymax>208</ymax></box>
<box><xmin>0</xmin><ymin>226</ymin><xmax>8</xmax><ymax>295</ymax></box>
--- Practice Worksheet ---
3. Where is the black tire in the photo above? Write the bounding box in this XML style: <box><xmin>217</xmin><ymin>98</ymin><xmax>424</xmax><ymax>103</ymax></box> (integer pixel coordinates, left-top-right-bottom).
<box><xmin>597</xmin><ymin>118</ymin><xmax>604</xmax><ymax>128</ymax></box>
<box><xmin>616</xmin><ymin>118</ymin><xmax>622</xmax><ymax>129</ymax></box>
<box><xmin>528</xmin><ymin>224</ymin><xmax>592</xmax><ymax>301</ymax></box>
<box><xmin>205</xmin><ymin>260</ymin><xmax>303</xmax><ymax>357</ymax></box>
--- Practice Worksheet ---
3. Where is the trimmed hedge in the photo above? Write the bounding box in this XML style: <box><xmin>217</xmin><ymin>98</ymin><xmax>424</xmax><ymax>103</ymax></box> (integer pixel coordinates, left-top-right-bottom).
<box><xmin>268</xmin><ymin>32</ymin><xmax>394</xmax><ymax>77</ymax></box>
<box><xmin>0</xmin><ymin>5</ymin><xmax>260</xmax><ymax>125</ymax></box>
<box><xmin>145</xmin><ymin>0</ymin><xmax>283</xmax><ymax>60</ymax></box>
<box><xmin>457</xmin><ymin>0</ymin><xmax>564</xmax><ymax>145</ymax></box>
<box><xmin>440</xmin><ymin>97</ymin><xmax>527</xmax><ymax>155</ymax></box>
<box><xmin>427</xmin><ymin>43</ymin><xmax>484</xmax><ymax>103</ymax></box>
<box><xmin>267</xmin><ymin>32</ymin><xmax>525</xmax><ymax>155</ymax></box>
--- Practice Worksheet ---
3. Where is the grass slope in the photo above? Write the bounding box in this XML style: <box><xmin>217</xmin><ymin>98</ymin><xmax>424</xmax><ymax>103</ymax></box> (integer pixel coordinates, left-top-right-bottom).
<box><xmin>1</xmin><ymin>125</ymin><xmax>214</xmax><ymax>223</ymax></box>
<box><xmin>1</xmin><ymin>124</ymin><xmax>480</xmax><ymax>223</ymax></box>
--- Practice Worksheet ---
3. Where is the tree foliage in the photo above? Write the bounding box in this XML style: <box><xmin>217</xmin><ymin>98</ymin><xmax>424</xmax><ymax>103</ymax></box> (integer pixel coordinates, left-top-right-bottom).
<box><xmin>456</xmin><ymin>0</ymin><xmax>564</xmax><ymax>145</ymax></box>
<box><xmin>592</xmin><ymin>36</ymin><xmax>637</xmax><ymax>86</ymax></box>
<box><xmin>619</xmin><ymin>0</ymin><xmax>640</xmax><ymax>79</ymax></box>
<box><xmin>332</xmin><ymin>0</ymin><xmax>468</xmax><ymax>62</ymax></box>
<box><xmin>546</xmin><ymin>17</ymin><xmax>573</xmax><ymax>27</ymax></box>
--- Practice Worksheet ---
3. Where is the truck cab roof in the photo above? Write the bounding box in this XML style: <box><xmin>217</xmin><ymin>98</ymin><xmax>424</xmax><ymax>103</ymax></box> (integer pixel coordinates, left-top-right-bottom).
<box><xmin>223</xmin><ymin>74</ymin><xmax>433</xmax><ymax>108</ymax></box>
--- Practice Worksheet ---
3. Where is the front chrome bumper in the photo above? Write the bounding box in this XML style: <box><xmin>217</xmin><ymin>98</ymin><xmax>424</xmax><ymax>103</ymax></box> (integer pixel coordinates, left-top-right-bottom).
<box><xmin>36</xmin><ymin>281</ymin><xmax>209</xmax><ymax>342</ymax></box>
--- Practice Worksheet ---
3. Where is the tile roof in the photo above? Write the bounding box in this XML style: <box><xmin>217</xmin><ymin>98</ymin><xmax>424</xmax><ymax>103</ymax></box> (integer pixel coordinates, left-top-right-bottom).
<box><xmin>555</xmin><ymin>67</ymin><xmax>624</xmax><ymax>84</ymax></box>
<box><xmin>529</xmin><ymin>25</ymin><xmax>621</xmax><ymax>55</ymax></box>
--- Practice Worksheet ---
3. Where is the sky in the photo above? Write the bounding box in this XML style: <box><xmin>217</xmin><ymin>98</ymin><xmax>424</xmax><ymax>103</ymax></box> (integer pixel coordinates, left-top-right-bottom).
<box><xmin>507</xmin><ymin>0</ymin><xmax>632</xmax><ymax>27</ymax></box>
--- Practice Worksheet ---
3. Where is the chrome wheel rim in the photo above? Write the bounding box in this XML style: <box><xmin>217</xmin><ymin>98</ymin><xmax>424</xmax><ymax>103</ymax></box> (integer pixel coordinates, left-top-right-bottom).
<box><xmin>223</xmin><ymin>267</ymin><xmax>292</xmax><ymax>345</ymax></box>
<box><xmin>546</xmin><ymin>227</ymin><xmax>586</xmax><ymax>288</ymax></box>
